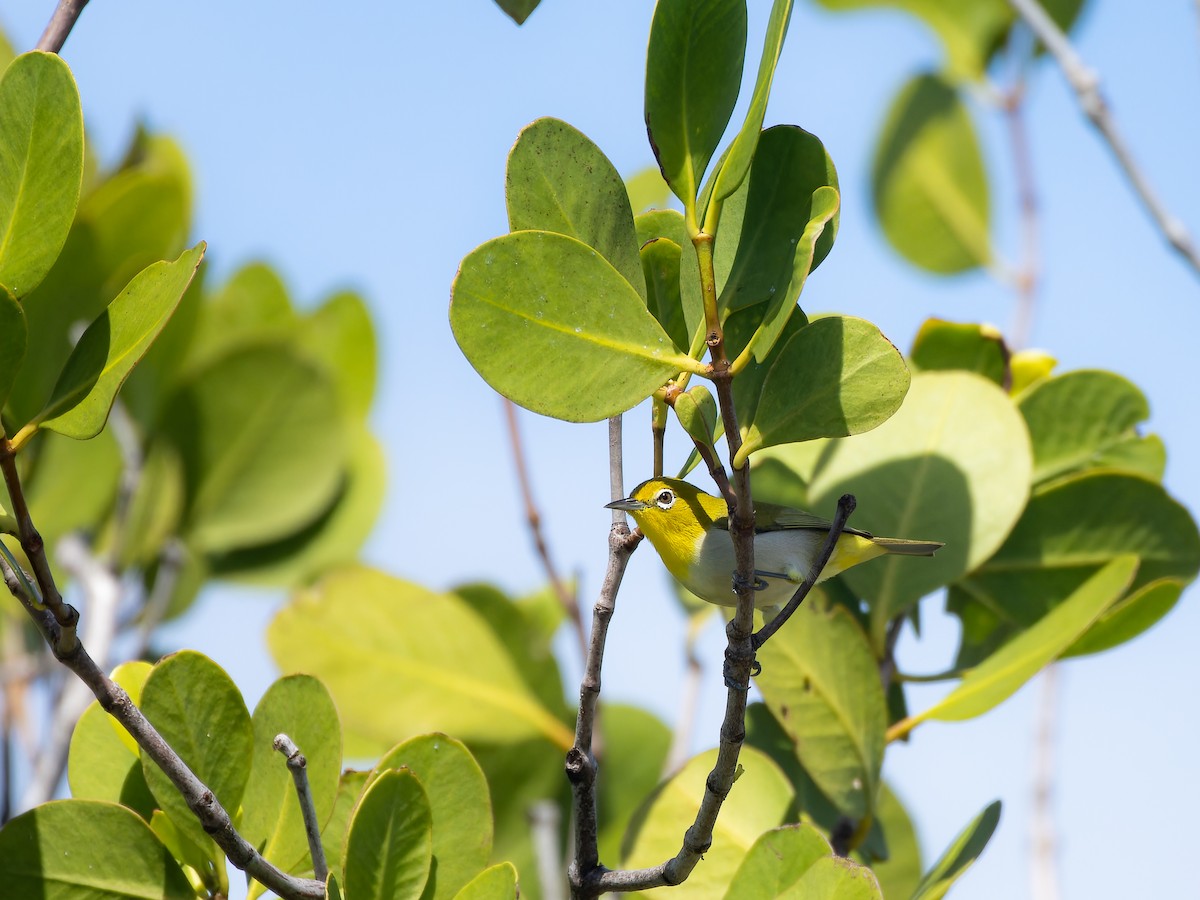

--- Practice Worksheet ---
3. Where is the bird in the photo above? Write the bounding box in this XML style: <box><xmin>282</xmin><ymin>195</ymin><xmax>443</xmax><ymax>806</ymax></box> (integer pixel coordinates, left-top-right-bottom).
<box><xmin>606</xmin><ymin>477</ymin><xmax>944</xmax><ymax>613</ymax></box>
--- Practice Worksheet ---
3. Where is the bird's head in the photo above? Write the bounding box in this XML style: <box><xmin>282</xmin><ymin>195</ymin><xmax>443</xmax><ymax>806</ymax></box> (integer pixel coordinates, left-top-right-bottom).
<box><xmin>605</xmin><ymin>478</ymin><xmax>723</xmax><ymax>573</ymax></box>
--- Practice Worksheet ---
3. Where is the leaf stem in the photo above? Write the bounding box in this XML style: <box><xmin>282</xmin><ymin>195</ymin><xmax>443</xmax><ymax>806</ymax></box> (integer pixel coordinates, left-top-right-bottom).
<box><xmin>36</xmin><ymin>0</ymin><xmax>90</xmax><ymax>53</ymax></box>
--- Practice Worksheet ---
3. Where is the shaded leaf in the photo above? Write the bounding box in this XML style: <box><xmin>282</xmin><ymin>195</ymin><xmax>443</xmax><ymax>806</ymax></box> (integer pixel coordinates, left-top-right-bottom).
<box><xmin>673</xmin><ymin>384</ymin><xmax>719</xmax><ymax>457</ymax></box>
<box><xmin>37</xmin><ymin>242</ymin><xmax>205</xmax><ymax>439</ymax></box>
<box><xmin>162</xmin><ymin>342</ymin><xmax>346</xmax><ymax>553</ymax></box>
<box><xmin>0</xmin><ymin>800</ymin><xmax>192</xmax><ymax>899</ymax></box>
<box><xmin>872</xmin><ymin>73</ymin><xmax>990</xmax><ymax>273</ymax></box>
<box><xmin>736</xmin><ymin>316</ymin><xmax>910</xmax><ymax>467</ymax></box>
<box><xmin>909</xmin><ymin>319</ymin><xmax>1006</xmax><ymax>386</ymax></box>
<box><xmin>507</xmin><ymin>117</ymin><xmax>645</xmax><ymax>301</ymax></box>
<box><xmin>807</xmin><ymin>371</ymin><xmax>1032</xmax><ymax>649</ymax></box>
<box><xmin>494</xmin><ymin>0</ymin><xmax>540</xmax><ymax>25</ymax></box>
<box><xmin>0</xmin><ymin>286</ymin><xmax>25</xmax><ymax>406</ymax></box>
<box><xmin>910</xmin><ymin>801</ymin><xmax>1001</xmax><ymax>900</ymax></box>
<box><xmin>756</xmin><ymin>603</ymin><xmax>886</xmax><ymax>820</ymax></box>
<box><xmin>322</xmin><ymin>770</ymin><xmax>372</xmax><ymax>880</ymax></box>
<box><xmin>641</xmin><ymin>238</ymin><xmax>687</xmax><ymax>351</ymax></box>
<box><xmin>625</xmin><ymin>165</ymin><xmax>672</xmax><ymax>215</ymax></box>
<box><xmin>866</xmin><ymin>783</ymin><xmax>922</xmax><ymax>898</ymax></box>
<box><xmin>450</xmin><ymin>231</ymin><xmax>703</xmax><ymax>423</ymax></box>
<box><xmin>722</xmin><ymin>823</ymin><xmax>832</xmax><ymax>899</ymax></box>
<box><xmin>597</xmin><ymin>704</ymin><xmax>672</xmax><ymax>865</ymax></box>
<box><xmin>645</xmin><ymin>0</ymin><xmax>747</xmax><ymax>210</ymax></box>
<box><xmin>0</xmin><ymin>51</ymin><xmax>83</xmax><ymax>298</ymax></box>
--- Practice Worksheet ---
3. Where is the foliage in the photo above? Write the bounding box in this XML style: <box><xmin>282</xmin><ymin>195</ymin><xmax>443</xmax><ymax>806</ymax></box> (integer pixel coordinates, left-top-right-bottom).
<box><xmin>0</xmin><ymin>1</ymin><xmax>1195</xmax><ymax>899</ymax></box>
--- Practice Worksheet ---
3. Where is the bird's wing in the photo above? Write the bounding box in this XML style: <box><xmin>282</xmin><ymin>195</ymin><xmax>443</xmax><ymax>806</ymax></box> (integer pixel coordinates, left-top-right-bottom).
<box><xmin>714</xmin><ymin>502</ymin><xmax>875</xmax><ymax>538</ymax></box>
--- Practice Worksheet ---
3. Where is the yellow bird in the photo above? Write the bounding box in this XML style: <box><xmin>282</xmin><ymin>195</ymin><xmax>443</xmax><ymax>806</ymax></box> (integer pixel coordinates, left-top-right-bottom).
<box><xmin>607</xmin><ymin>477</ymin><xmax>943</xmax><ymax>612</ymax></box>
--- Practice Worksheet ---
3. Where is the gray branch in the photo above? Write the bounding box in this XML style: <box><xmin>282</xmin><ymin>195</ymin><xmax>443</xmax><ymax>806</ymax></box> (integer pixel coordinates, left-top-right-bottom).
<box><xmin>1006</xmin><ymin>0</ymin><xmax>1200</xmax><ymax>276</ymax></box>
<box><xmin>273</xmin><ymin>734</ymin><xmax>328</xmax><ymax>883</ymax></box>
<box><xmin>36</xmin><ymin>0</ymin><xmax>90</xmax><ymax>53</ymax></box>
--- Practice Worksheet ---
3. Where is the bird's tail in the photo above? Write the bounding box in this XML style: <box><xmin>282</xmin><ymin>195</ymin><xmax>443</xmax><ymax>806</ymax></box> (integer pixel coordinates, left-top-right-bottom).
<box><xmin>872</xmin><ymin>537</ymin><xmax>945</xmax><ymax>556</ymax></box>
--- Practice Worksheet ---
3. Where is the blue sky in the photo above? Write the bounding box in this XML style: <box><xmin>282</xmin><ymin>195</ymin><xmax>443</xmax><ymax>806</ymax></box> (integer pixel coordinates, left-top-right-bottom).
<box><xmin>5</xmin><ymin>2</ymin><xmax>1199</xmax><ymax>898</ymax></box>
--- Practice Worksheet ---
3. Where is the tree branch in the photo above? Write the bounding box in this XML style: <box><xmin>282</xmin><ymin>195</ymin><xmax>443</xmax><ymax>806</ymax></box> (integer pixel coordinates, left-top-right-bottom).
<box><xmin>273</xmin><ymin>734</ymin><xmax>328</xmax><ymax>883</ymax></box>
<box><xmin>1005</xmin><ymin>0</ymin><xmax>1200</xmax><ymax>276</ymax></box>
<box><xmin>503</xmin><ymin>400</ymin><xmax>587</xmax><ymax>660</ymax></box>
<box><xmin>36</xmin><ymin>0</ymin><xmax>90</xmax><ymax>53</ymax></box>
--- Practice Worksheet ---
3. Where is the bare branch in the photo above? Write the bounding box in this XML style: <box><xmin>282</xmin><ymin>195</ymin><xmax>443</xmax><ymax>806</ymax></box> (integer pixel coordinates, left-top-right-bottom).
<box><xmin>36</xmin><ymin>0</ymin><xmax>90</xmax><ymax>53</ymax></box>
<box><xmin>529</xmin><ymin>799</ymin><xmax>566</xmax><ymax>900</ymax></box>
<box><xmin>752</xmin><ymin>494</ymin><xmax>857</xmax><ymax>651</ymax></box>
<box><xmin>503</xmin><ymin>400</ymin><xmax>587</xmax><ymax>659</ymax></box>
<box><xmin>273</xmin><ymin>734</ymin><xmax>328</xmax><ymax>883</ymax></box>
<box><xmin>1005</xmin><ymin>0</ymin><xmax>1200</xmax><ymax>276</ymax></box>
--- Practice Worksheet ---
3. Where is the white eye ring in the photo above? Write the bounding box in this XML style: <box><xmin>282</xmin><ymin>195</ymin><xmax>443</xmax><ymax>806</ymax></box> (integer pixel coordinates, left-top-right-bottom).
<box><xmin>654</xmin><ymin>489</ymin><xmax>676</xmax><ymax>510</ymax></box>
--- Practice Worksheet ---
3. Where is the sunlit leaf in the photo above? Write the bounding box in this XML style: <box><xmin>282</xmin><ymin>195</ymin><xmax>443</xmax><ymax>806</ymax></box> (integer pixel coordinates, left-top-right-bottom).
<box><xmin>452</xmin><ymin>862</ymin><xmax>518</xmax><ymax>900</ymax></box>
<box><xmin>345</xmin><ymin>769</ymin><xmax>433</xmax><ymax>900</ymax></box>
<box><xmin>909</xmin><ymin>318</ymin><xmax>1006</xmax><ymax>386</ymax></box>
<box><xmin>910</xmin><ymin>801</ymin><xmax>1001</xmax><ymax>900</ymax></box>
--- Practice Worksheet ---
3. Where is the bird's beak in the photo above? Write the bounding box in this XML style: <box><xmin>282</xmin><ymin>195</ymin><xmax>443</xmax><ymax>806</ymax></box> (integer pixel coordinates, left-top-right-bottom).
<box><xmin>605</xmin><ymin>497</ymin><xmax>647</xmax><ymax>512</ymax></box>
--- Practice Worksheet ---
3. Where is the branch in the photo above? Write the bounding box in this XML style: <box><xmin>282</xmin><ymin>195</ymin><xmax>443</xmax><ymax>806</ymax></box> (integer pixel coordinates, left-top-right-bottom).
<box><xmin>503</xmin><ymin>400</ymin><xmax>586</xmax><ymax>659</ymax></box>
<box><xmin>21</xmin><ymin>534</ymin><xmax>121</xmax><ymax>810</ymax></box>
<box><xmin>566</xmin><ymin>416</ymin><xmax>642</xmax><ymax>892</ymax></box>
<box><xmin>529</xmin><ymin>799</ymin><xmax>566</xmax><ymax>900</ymax></box>
<box><xmin>0</xmin><ymin>451</ymin><xmax>324</xmax><ymax>900</ymax></box>
<box><xmin>273</xmin><ymin>734</ymin><xmax>328</xmax><ymax>883</ymax></box>
<box><xmin>36</xmin><ymin>0</ymin><xmax>90</xmax><ymax>53</ymax></box>
<box><xmin>1005</xmin><ymin>0</ymin><xmax>1200</xmax><ymax>276</ymax></box>
<box><xmin>752</xmin><ymin>494</ymin><xmax>856</xmax><ymax>650</ymax></box>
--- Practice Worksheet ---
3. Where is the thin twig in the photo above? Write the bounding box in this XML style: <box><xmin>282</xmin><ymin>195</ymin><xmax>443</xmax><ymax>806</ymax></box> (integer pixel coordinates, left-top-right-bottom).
<box><xmin>36</xmin><ymin>0</ymin><xmax>90</xmax><ymax>53</ymax></box>
<box><xmin>1031</xmin><ymin>667</ymin><xmax>1062</xmax><ymax>900</ymax></box>
<box><xmin>105</xmin><ymin>399</ymin><xmax>144</xmax><ymax>568</ymax></box>
<box><xmin>1004</xmin><ymin>79</ymin><xmax>1040</xmax><ymax>350</ymax></box>
<box><xmin>530</xmin><ymin>799</ymin><xmax>566</xmax><ymax>900</ymax></box>
<box><xmin>273</xmin><ymin>734</ymin><xmax>329</xmax><ymax>882</ymax></box>
<box><xmin>503</xmin><ymin>400</ymin><xmax>587</xmax><ymax>660</ymax></box>
<box><xmin>752</xmin><ymin>494</ymin><xmax>856</xmax><ymax>650</ymax></box>
<box><xmin>21</xmin><ymin>534</ymin><xmax>121</xmax><ymax>810</ymax></box>
<box><xmin>566</xmin><ymin>416</ymin><xmax>642</xmax><ymax>893</ymax></box>
<box><xmin>1005</xmin><ymin>0</ymin><xmax>1200</xmax><ymax>276</ymax></box>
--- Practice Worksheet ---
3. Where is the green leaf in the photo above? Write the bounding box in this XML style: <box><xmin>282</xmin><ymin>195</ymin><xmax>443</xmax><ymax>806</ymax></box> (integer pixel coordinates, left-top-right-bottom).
<box><xmin>867</xmin><ymin>784</ymin><xmax>922</xmax><ymax>899</ymax></box>
<box><xmin>909</xmin><ymin>319</ymin><xmax>1006</xmax><ymax>386</ymax></box>
<box><xmin>625</xmin><ymin>165</ymin><xmax>672</xmax><ymax>215</ymax></box>
<box><xmin>913</xmin><ymin>557</ymin><xmax>1136</xmax><ymax>728</ymax></box>
<box><xmin>268</xmin><ymin>566</ymin><xmax>575</xmax><ymax>756</ymax></box>
<box><xmin>7</xmin><ymin>133</ymin><xmax>191</xmax><ymax>427</ymax></box>
<box><xmin>67</xmin><ymin>662</ymin><xmax>156</xmax><ymax>819</ymax></box>
<box><xmin>328</xmin><ymin>873</ymin><xmax>344</xmax><ymax>900</ymax></box>
<box><xmin>494</xmin><ymin>0</ymin><xmax>540</xmax><ymax>25</ymax></box>
<box><xmin>722</xmin><ymin>823</ymin><xmax>832</xmax><ymax>899</ymax></box>
<box><xmin>0</xmin><ymin>800</ymin><xmax>193</xmax><ymax>899</ymax></box>
<box><xmin>35</xmin><ymin>243</ymin><xmax>205</xmax><ymax>439</ymax></box>
<box><xmin>756</xmin><ymin>603</ymin><xmax>887</xmax><ymax>820</ymax></box>
<box><xmin>706</xmin><ymin>0</ymin><xmax>794</xmax><ymax>211</ymax></box>
<box><xmin>507</xmin><ymin>117</ymin><xmax>645</xmax><ymax>302</ymax></box>
<box><xmin>345</xmin><ymin>769</ymin><xmax>434</xmax><ymax>900</ymax></box>
<box><xmin>778</xmin><ymin>855</ymin><xmax>882</xmax><ymax>898</ymax></box>
<box><xmin>1064</xmin><ymin>578</ymin><xmax>1184</xmax><ymax>658</ymax></box>
<box><xmin>0</xmin><ymin>52</ymin><xmax>84</xmax><ymax>298</ymax></box>
<box><xmin>1018</xmin><ymin>369</ymin><xmax>1158</xmax><ymax>485</ymax></box>
<box><xmin>672</xmin><ymin>384</ymin><xmax>719</xmax><ymax>455</ymax></box>
<box><xmin>719</xmin><ymin>126</ymin><xmax>840</xmax><ymax>322</ymax></box>
<box><xmin>139</xmin><ymin>650</ymin><xmax>254</xmax><ymax>853</ymax></box>
<box><xmin>622</xmin><ymin>746</ymin><xmax>794</xmax><ymax>898</ymax></box>
<box><xmin>450</xmin><ymin>231</ymin><xmax>703</xmax><ymax>423</ymax></box>
<box><xmin>1009</xmin><ymin>349</ymin><xmax>1056</xmax><ymax>396</ymax></box>
<box><xmin>301</xmin><ymin>289</ymin><xmax>377</xmax><ymax>422</ymax></box>
<box><xmin>597</xmin><ymin>704</ymin><xmax>672</xmax><ymax>865</ymax></box>
<box><xmin>117</xmin><ymin>439</ymin><xmax>186</xmax><ymax>568</ymax></box>
<box><xmin>149</xmin><ymin>810</ymin><xmax>216</xmax><ymax>890</ymax></box>
<box><xmin>365</xmin><ymin>734</ymin><xmax>493</xmax><ymax>900</ymax></box>
<box><xmin>210</xmin><ymin>427</ymin><xmax>385</xmax><ymax>588</ymax></box>
<box><xmin>910</xmin><ymin>801</ymin><xmax>1001</xmax><ymax>900</ymax></box>
<box><xmin>452</xmin><ymin>863</ymin><xmax>518</xmax><ymax>899</ymax></box>
<box><xmin>641</xmin><ymin>237</ymin><xmax>688</xmax><ymax>351</ymax></box>
<box><xmin>162</xmin><ymin>342</ymin><xmax>346</xmax><ymax>553</ymax></box>
<box><xmin>322</xmin><ymin>769</ymin><xmax>372</xmax><ymax>880</ymax></box>
<box><xmin>645</xmin><ymin>0</ymin><xmax>747</xmax><ymax>211</ymax></box>
<box><xmin>0</xmin><ymin>286</ymin><xmax>25</xmax><ymax>406</ymax></box>
<box><xmin>241</xmin><ymin>675</ymin><xmax>342</xmax><ymax>894</ymax></box>
<box><xmin>724</xmin><ymin>302</ymin><xmax>808</xmax><ymax>443</ymax></box>
<box><xmin>183</xmin><ymin>261</ymin><xmax>297</xmax><ymax>372</ymax></box>
<box><xmin>20</xmin><ymin>428</ymin><xmax>121</xmax><ymax>547</ymax></box>
<box><xmin>872</xmin><ymin>73</ymin><xmax>990</xmax><ymax>273</ymax></box>
<box><xmin>813</xmin><ymin>0</ymin><xmax>1011</xmax><ymax>79</ymax></box>
<box><xmin>636</xmin><ymin>208</ymin><xmax>706</xmax><ymax>348</ymax></box>
<box><xmin>806</xmin><ymin>371</ymin><xmax>1033</xmax><ymax>648</ymax></box>
<box><xmin>736</xmin><ymin>316</ymin><xmax>910</xmax><ymax>467</ymax></box>
<box><xmin>952</xmin><ymin>471</ymin><xmax>1200</xmax><ymax>653</ymax></box>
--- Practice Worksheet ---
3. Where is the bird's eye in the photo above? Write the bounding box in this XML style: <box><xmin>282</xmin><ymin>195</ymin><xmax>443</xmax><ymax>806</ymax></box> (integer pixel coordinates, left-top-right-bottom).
<box><xmin>655</xmin><ymin>489</ymin><xmax>675</xmax><ymax>509</ymax></box>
